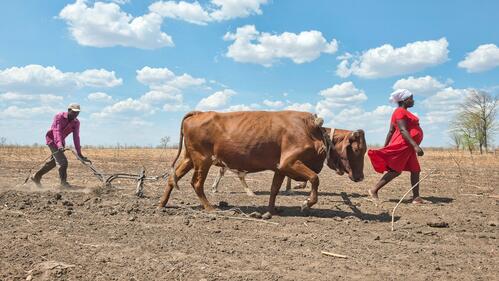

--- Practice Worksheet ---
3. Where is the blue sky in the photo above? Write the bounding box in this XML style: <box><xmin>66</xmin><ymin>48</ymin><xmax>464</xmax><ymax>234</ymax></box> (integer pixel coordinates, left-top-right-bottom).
<box><xmin>0</xmin><ymin>0</ymin><xmax>498</xmax><ymax>147</ymax></box>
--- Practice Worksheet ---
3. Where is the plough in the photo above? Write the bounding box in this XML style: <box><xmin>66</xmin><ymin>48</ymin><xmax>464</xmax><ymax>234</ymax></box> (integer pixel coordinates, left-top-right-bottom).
<box><xmin>24</xmin><ymin>148</ymin><xmax>169</xmax><ymax>197</ymax></box>
<box><xmin>69</xmin><ymin>149</ymin><xmax>170</xmax><ymax>197</ymax></box>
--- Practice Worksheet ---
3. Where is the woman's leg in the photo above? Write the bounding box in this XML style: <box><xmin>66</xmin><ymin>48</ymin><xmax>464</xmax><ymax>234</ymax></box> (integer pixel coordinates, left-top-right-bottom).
<box><xmin>369</xmin><ymin>169</ymin><xmax>401</xmax><ymax>199</ymax></box>
<box><xmin>410</xmin><ymin>171</ymin><xmax>423</xmax><ymax>203</ymax></box>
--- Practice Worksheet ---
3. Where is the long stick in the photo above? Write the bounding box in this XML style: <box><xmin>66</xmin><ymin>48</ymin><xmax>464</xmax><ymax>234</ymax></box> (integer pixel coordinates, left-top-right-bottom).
<box><xmin>321</xmin><ymin>251</ymin><xmax>348</xmax><ymax>259</ymax></box>
<box><xmin>391</xmin><ymin>169</ymin><xmax>437</xmax><ymax>231</ymax></box>
<box><xmin>209</xmin><ymin>214</ymin><xmax>279</xmax><ymax>225</ymax></box>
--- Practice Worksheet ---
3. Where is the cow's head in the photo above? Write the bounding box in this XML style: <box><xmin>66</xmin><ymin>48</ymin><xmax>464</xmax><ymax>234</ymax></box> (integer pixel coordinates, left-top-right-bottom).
<box><xmin>325</xmin><ymin>128</ymin><xmax>367</xmax><ymax>182</ymax></box>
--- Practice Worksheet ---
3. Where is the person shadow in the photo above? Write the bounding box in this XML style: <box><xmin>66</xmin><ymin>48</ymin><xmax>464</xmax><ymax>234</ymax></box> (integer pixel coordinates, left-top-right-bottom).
<box><xmin>387</xmin><ymin>196</ymin><xmax>454</xmax><ymax>204</ymax></box>
<box><xmin>209</xmin><ymin>190</ymin><xmax>396</xmax><ymax>222</ymax></box>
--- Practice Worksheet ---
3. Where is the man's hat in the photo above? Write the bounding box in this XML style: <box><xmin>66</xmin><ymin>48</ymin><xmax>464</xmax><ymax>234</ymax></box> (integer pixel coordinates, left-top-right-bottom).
<box><xmin>68</xmin><ymin>103</ymin><xmax>81</xmax><ymax>112</ymax></box>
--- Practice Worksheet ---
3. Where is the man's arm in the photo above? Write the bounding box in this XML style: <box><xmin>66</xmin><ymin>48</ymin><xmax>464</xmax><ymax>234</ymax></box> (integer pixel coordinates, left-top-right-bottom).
<box><xmin>73</xmin><ymin>121</ymin><xmax>82</xmax><ymax>156</ymax></box>
<box><xmin>53</xmin><ymin>114</ymin><xmax>65</xmax><ymax>150</ymax></box>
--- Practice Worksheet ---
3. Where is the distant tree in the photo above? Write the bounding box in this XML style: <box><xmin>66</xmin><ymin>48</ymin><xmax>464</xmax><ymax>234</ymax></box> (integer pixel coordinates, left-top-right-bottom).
<box><xmin>159</xmin><ymin>136</ymin><xmax>171</xmax><ymax>149</ymax></box>
<box><xmin>449</xmin><ymin>131</ymin><xmax>462</xmax><ymax>151</ymax></box>
<box><xmin>0</xmin><ymin>137</ymin><xmax>6</xmax><ymax>147</ymax></box>
<box><xmin>461</xmin><ymin>132</ymin><xmax>477</xmax><ymax>154</ymax></box>
<box><xmin>451</xmin><ymin>90</ymin><xmax>498</xmax><ymax>154</ymax></box>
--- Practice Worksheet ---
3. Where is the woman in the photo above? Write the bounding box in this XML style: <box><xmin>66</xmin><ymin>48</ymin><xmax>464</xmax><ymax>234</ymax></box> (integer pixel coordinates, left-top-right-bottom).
<box><xmin>368</xmin><ymin>89</ymin><xmax>425</xmax><ymax>204</ymax></box>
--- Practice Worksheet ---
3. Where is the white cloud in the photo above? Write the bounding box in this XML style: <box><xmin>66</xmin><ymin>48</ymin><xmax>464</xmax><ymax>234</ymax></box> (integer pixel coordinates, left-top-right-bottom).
<box><xmin>225</xmin><ymin>104</ymin><xmax>254</xmax><ymax>112</ymax></box>
<box><xmin>59</xmin><ymin>0</ymin><xmax>173</xmax><ymax>49</ymax></box>
<box><xmin>167</xmin><ymin>73</ymin><xmax>205</xmax><ymax>89</ymax></box>
<box><xmin>0</xmin><ymin>92</ymin><xmax>64</xmax><ymax>103</ymax></box>
<box><xmin>136</xmin><ymin>66</ymin><xmax>204</xmax><ymax>89</ymax></box>
<box><xmin>196</xmin><ymin>89</ymin><xmax>236</xmax><ymax>110</ymax></box>
<box><xmin>458</xmin><ymin>44</ymin><xmax>499</xmax><ymax>73</ymax></box>
<box><xmin>0</xmin><ymin>105</ymin><xmax>59</xmax><ymax>119</ymax></box>
<box><xmin>210</xmin><ymin>0</ymin><xmax>268</xmax><ymax>21</ymax></box>
<box><xmin>421</xmin><ymin>87</ymin><xmax>468</xmax><ymax>110</ymax></box>
<box><xmin>77</xmin><ymin>69</ymin><xmax>122</xmax><ymax>87</ymax></box>
<box><xmin>92</xmin><ymin>66</ymin><xmax>207</xmax><ymax>119</ymax></box>
<box><xmin>59</xmin><ymin>0</ymin><xmax>268</xmax><ymax>49</ymax></box>
<box><xmin>325</xmin><ymin>105</ymin><xmax>394</xmax><ymax>133</ymax></box>
<box><xmin>91</xmin><ymin>98</ymin><xmax>154</xmax><ymax>119</ymax></box>
<box><xmin>316</xmin><ymin>81</ymin><xmax>367</xmax><ymax>118</ymax></box>
<box><xmin>393</xmin><ymin>76</ymin><xmax>447</xmax><ymax>97</ymax></box>
<box><xmin>337</xmin><ymin>38</ymin><xmax>449</xmax><ymax>78</ymax></box>
<box><xmin>111</xmin><ymin>0</ymin><xmax>130</xmax><ymax>4</ymax></box>
<box><xmin>139</xmin><ymin>90</ymin><xmax>182</xmax><ymax>104</ymax></box>
<box><xmin>421</xmin><ymin>87</ymin><xmax>469</xmax><ymax>124</ymax></box>
<box><xmin>163</xmin><ymin>103</ymin><xmax>189</xmax><ymax>112</ymax></box>
<box><xmin>319</xmin><ymin>81</ymin><xmax>368</xmax><ymax>105</ymax></box>
<box><xmin>224</xmin><ymin>25</ymin><xmax>338</xmax><ymax>67</ymax></box>
<box><xmin>150</xmin><ymin>0</ymin><xmax>268</xmax><ymax>24</ymax></box>
<box><xmin>0</xmin><ymin>64</ymin><xmax>122</xmax><ymax>93</ymax></box>
<box><xmin>149</xmin><ymin>1</ymin><xmax>211</xmax><ymax>25</ymax></box>
<box><xmin>263</xmin><ymin>99</ymin><xmax>284</xmax><ymax>108</ymax></box>
<box><xmin>285</xmin><ymin>102</ymin><xmax>314</xmax><ymax>112</ymax></box>
<box><xmin>87</xmin><ymin>92</ymin><xmax>113</xmax><ymax>102</ymax></box>
<box><xmin>136</xmin><ymin>66</ymin><xmax>175</xmax><ymax>86</ymax></box>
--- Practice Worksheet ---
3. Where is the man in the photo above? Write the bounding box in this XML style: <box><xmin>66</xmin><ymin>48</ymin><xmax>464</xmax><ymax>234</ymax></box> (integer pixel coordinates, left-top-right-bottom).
<box><xmin>31</xmin><ymin>103</ymin><xmax>89</xmax><ymax>188</ymax></box>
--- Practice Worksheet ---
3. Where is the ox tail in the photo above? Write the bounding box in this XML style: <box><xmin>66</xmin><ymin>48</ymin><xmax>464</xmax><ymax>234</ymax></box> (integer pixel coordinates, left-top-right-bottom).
<box><xmin>171</xmin><ymin>111</ymin><xmax>199</xmax><ymax>188</ymax></box>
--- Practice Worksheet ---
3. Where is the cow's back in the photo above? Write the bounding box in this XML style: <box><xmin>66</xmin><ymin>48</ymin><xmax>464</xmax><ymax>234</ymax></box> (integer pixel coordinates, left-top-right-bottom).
<box><xmin>182</xmin><ymin>111</ymin><xmax>321</xmax><ymax>172</ymax></box>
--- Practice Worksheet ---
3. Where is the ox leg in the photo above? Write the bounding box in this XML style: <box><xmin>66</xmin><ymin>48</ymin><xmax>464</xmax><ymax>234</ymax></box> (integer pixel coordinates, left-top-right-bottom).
<box><xmin>237</xmin><ymin>172</ymin><xmax>256</xmax><ymax>196</ymax></box>
<box><xmin>285</xmin><ymin>177</ymin><xmax>292</xmax><ymax>191</ymax></box>
<box><xmin>211</xmin><ymin>166</ymin><xmax>226</xmax><ymax>193</ymax></box>
<box><xmin>282</xmin><ymin>177</ymin><xmax>295</xmax><ymax>195</ymax></box>
<box><xmin>158</xmin><ymin>158</ymin><xmax>193</xmax><ymax>208</ymax></box>
<box><xmin>191</xmin><ymin>157</ymin><xmax>215</xmax><ymax>211</ymax></box>
<box><xmin>268</xmin><ymin>172</ymin><xmax>286</xmax><ymax>215</ymax></box>
<box><xmin>282</xmin><ymin>161</ymin><xmax>319</xmax><ymax>211</ymax></box>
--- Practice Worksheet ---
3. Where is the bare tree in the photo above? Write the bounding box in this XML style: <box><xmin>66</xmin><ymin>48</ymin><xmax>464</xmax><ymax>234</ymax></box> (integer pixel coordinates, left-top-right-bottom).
<box><xmin>159</xmin><ymin>136</ymin><xmax>171</xmax><ymax>149</ymax></box>
<box><xmin>451</xmin><ymin>90</ymin><xmax>498</xmax><ymax>154</ymax></box>
<box><xmin>0</xmin><ymin>137</ymin><xmax>6</xmax><ymax>147</ymax></box>
<box><xmin>449</xmin><ymin>131</ymin><xmax>462</xmax><ymax>151</ymax></box>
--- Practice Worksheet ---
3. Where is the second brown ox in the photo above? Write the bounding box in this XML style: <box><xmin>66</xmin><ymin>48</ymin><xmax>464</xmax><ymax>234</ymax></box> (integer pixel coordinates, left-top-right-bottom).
<box><xmin>158</xmin><ymin>110</ymin><xmax>367</xmax><ymax>214</ymax></box>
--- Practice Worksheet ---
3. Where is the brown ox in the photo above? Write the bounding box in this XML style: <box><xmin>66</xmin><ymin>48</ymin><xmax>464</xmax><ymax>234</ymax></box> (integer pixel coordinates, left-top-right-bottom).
<box><xmin>158</xmin><ymin>111</ymin><xmax>367</xmax><ymax>214</ymax></box>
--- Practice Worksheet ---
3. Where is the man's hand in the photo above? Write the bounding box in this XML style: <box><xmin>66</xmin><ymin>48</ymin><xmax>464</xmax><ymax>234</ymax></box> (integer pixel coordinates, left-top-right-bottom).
<box><xmin>57</xmin><ymin>147</ymin><xmax>65</xmax><ymax>153</ymax></box>
<box><xmin>414</xmin><ymin>145</ymin><xmax>424</xmax><ymax>156</ymax></box>
<box><xmin>78</xmin><ymin>154</ymin><xmax>92</xmax><ymax>163</ymax></box>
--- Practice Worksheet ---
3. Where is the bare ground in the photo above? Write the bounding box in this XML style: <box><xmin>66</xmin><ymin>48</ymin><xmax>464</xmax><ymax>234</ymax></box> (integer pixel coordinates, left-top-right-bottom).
<box><xmin>0</xmin><ymin>147</ymin><xmax>497</xmax><ymax>281</ymax></box>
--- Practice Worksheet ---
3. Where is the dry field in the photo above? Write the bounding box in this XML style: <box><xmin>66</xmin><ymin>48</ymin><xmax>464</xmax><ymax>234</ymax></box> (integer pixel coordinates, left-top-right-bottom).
<box><xmin>0</xmin><ymin>147</ymin><xmax>498</xmax><ymax>280</ymax></box>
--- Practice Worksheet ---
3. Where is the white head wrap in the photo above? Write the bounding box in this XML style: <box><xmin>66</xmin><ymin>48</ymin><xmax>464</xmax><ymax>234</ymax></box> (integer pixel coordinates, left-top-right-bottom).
<box><xmin>389</xmin><ymin>89</ymin><xmax>413</xmax><ymax>103</ymax></box>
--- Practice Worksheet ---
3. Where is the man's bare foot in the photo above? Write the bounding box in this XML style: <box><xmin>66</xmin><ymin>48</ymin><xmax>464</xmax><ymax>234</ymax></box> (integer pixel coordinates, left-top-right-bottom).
<box><xmin>411</xmin><ymin>197</ymin><xmax>429</xmax><ymax>204</ymax></box>
<box><xmin>30</xmin><ymin>176</ymin><xmax>42</xmax><ymax>188</ymax></box>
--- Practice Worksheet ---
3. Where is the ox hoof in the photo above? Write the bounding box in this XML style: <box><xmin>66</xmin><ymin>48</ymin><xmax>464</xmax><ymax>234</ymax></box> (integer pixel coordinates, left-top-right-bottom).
<box><xmin>211</xmin><ymin>189</ymin><xmax>218</xmax><ymax>193</ymax></box>
<box><xmin>268</xmin><ymin>207</ymin><xmax>279</xmax><ymax>215</ymax></box>
<box><xmin>204</xmin><ymin>205</ymin><xmax>216</xmax><ymax>212</ymax></box>
<box><xmin>246</xmin><ymin>191</ymin><xmax>256</xmax><ymax>197</ymax></box>
<box><xmin>300</xmin><ymin>200</ymin><xmax>311</xmax><ymax>212</ymax></box>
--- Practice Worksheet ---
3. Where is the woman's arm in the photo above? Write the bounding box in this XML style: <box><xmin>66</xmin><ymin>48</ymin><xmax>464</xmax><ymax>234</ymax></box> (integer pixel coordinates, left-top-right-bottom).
<box><xmin>396</xmin><ymin>119</ymin><xmax>424</xmax><ymax>156</ymax></box>
<box><xmin>384</xmin><ymin>124</ymin><xmax>395</xmax><ymax>147</ymax></box>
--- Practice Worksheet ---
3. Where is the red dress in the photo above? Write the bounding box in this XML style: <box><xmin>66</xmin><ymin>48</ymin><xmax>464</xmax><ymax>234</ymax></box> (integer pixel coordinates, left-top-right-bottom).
<box><xmin>368</xmin><ymin>107</ymin><xmax>423</xmax><ymax>173</ymax></box>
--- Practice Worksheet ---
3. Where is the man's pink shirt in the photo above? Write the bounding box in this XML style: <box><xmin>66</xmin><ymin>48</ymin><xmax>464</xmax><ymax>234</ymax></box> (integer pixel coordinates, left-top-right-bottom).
<box><xmin>45</xmin><ymin>112</ymin><xmax>81</xmax><ymax>155</ymax></box>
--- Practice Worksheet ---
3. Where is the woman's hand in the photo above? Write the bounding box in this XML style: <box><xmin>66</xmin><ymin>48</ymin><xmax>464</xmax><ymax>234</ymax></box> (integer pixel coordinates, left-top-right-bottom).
<box><xmin>414</xmin><ymin>145</ymin><xmax>424</xmax><ymax>156</ymax></box>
